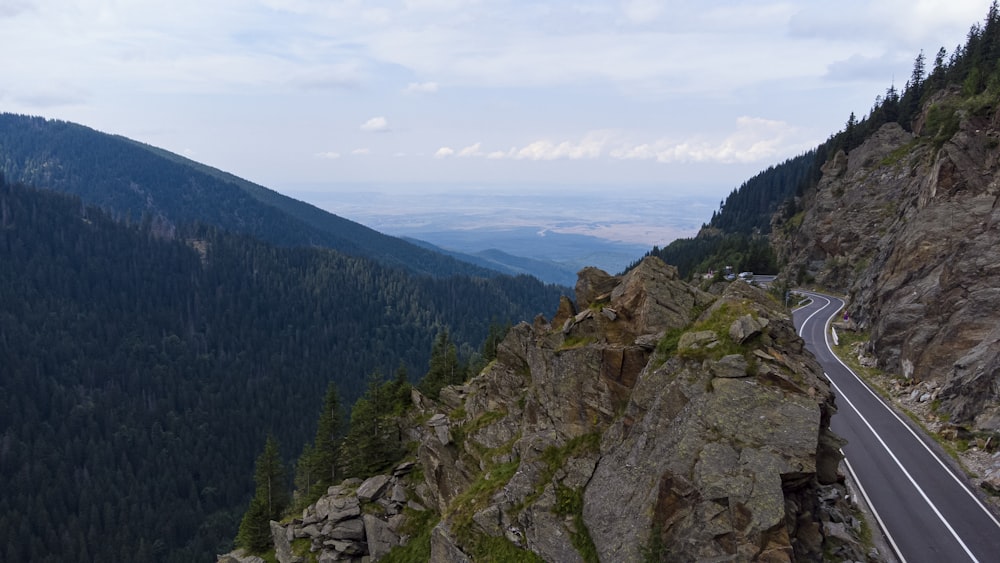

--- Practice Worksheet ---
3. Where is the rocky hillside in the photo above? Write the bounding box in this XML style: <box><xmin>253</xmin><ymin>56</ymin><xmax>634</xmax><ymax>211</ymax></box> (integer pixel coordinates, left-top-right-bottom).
<box><xmin>225</xmin><ymin>257</ymin><xmax>879</xmax><ymax>562</ymax></box>
<box><xmin>773</xmin><ymin>87</ymin><xmax>1000</xmax><ymax>436</ymax></box>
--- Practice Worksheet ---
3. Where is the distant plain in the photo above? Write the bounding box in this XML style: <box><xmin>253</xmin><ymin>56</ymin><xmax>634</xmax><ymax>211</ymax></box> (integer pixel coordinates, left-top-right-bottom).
<box><xmin>287</xmin><ymin>183</ymin><xmax>720</xmax><ymax>279</ymax></box>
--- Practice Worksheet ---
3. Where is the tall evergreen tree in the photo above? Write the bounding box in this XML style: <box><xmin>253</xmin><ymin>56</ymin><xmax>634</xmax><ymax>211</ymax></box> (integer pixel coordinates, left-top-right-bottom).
<box><xmin>339</xmin><ymin>373</ymin><xmax>405</xmax><ymax>478</ymax></box>
<box><xmin>294</xmin><ymin>384</ymin><xmax>343</xmax><ymax>506</ymax></box>
<box><xmin>236</xmin><ymin>435</ymin><xmax>288</xmax><ymax>553</ymax></box>
<box><xmin>418</xmin><ymin>329</ymin><xmax>466</xmax><ymax>400</ymax></box>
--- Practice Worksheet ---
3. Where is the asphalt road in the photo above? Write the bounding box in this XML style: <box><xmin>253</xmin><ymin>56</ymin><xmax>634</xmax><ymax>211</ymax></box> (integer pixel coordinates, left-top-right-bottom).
<box><xmin>793</xmin><ymin>291</ymin><xmax>1000</xmax><ymax>563</ymax></box>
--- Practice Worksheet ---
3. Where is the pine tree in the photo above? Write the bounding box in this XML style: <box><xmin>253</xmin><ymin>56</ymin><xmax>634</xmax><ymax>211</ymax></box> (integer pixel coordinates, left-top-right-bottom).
<box><xmin>294</xmin><ymin>383</ymin><xmax>343</xmax><ymax>507</ymax></box>
<box><xmin>311</xmin><ymin>384</ymin><xmax>342</xmax><ymax>487</ymax></box>
<box><xmin>418</xmin><ymin>329</ymin><xmax>466</xmax><ymax>400</ymax></box>
<box><xmin>339</xmin><ymin>373</ymin><xmax>404</xmax><ymax>478</ymax></box>
<box><xmin>236</xmin><ymin>435</ymin><xmax>288</xmax><ymax>553</ymax></box>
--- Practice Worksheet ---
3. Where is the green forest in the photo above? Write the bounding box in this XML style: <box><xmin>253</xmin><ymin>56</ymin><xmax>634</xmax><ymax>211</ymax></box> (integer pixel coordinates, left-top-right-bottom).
<box><xmin>0</xmin><ymin>177</ymin><xmax>562</xmax><ymax>562</ymax></box>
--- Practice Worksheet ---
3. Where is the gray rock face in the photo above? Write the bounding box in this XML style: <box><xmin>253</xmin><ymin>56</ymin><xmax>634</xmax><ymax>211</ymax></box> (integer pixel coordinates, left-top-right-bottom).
<box><xmin>774</xmin><ymin>96</ymin><xmax>1000</xmax><ymax>432</ymax></box>
<box><xmin>217</xmin><ymin>550</ymin><xmax>266</xmax><ymax>563</ymax></box>
<box><xmin>270</xmin><ymin>520</ymin><xmax>299</xmax><ymax>563</ymax></box>
<box><xmin>357</xmin><ymin>474</ymin><xmax>392</xmax><ymax>502</ymax></box>
<box><xmin>364</xmin><ymin>513</ymin><xmax>401</xmax><ymax>559</ymax></box>
<box><xmin>269</xmin><ymin>465</ymin><xmax>414</xmax><ymax>562</ymax></box>
<box><xmin>405</xmin><ymin>260</ymin><xmax>864</xmax><ymax>562</ymax></box>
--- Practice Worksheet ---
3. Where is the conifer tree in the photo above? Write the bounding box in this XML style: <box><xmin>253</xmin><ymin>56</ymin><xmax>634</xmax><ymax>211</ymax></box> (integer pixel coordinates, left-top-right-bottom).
<box><xmin>310</xmin><ymin>384</ymin><xmax>342</xmax><ymax>487</ymax></box>
<box><xmin>339</xmin><ymin>372</ymin><xmax>404</xmax><ymax>478</ymax></box>
<box><xmin>418</xmin><ymin>329</ymin><xmax>466</xmax><ymax>400</ymax></box>
<box><xmin>236</xmin><ymin>435</ymin><xmax>288</xmax><ymax>553</ymax></box>
<box><xmin>294</xmin><ymin>383</ymin><xmax>343</xmax><ymax>506</ymax></box>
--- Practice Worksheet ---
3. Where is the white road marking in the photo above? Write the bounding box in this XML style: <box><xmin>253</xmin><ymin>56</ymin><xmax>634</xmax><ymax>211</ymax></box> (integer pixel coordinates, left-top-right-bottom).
<box><xmin>806</xmin><ymin>292</ymin><xmax>1000</xmax><ymax>532</ymax></box>
<box><xmin>842</xmin><ymin>455</ymin><xmax>907</xmax><ymax>563</ymax></box>
<box><xmin>829</xmin><ymin>375</ymin><xmax>980</xmax><ymax>562</ymax></box>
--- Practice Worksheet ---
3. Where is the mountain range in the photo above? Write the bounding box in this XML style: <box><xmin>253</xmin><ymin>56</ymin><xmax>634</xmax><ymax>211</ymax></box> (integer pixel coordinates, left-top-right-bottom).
<box><xmin>7</xmin><ymin>4</ymin><xmax>1000</xmax><ymax>561</ymax></box>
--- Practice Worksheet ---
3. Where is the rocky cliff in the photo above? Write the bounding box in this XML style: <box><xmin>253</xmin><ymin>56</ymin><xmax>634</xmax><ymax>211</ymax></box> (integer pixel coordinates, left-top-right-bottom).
<box><xmin>237</xmin><ymin>257</ymin><xmax>877</xmax><ymax>562</ymax></box>
<box><xmin>773</xmin><ymin>88</ymin><xmax>1000</xmax><ymax>437</ymax></box>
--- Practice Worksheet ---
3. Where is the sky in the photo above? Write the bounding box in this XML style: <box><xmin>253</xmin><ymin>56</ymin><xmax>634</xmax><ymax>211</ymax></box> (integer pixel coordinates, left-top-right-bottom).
<box><xmin>0</xmin><ymin>0</ymin><xmax>994</xmax><ymax>199</ymax></box>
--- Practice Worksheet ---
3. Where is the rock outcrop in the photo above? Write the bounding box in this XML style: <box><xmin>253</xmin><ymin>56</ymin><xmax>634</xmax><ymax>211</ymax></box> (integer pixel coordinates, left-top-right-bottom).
<box><xmin>250</xmin><ymin>257</ymin><xmax>876</xmax><ymax>561</ymax></box>
<box><xmin>239</xmin><ymin>465</ymin><xmax>420</xmax><ymax>563</ymax></box>
<box><xmin>773</xmin><ymin>88</ymin><xmax>1000</xmax><ymax>435</ymax></box>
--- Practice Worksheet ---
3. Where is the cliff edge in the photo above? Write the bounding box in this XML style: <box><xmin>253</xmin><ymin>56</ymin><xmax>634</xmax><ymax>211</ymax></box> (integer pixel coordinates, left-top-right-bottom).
<box><xmin>257</xmin><ymin>257</ymin><xmax>878</xmax><ymax>562</ymax></box>
<box><xmin>774</xmin><ymin>88</ymin><xmax>1000</xmax><ymax>438</ymax></box>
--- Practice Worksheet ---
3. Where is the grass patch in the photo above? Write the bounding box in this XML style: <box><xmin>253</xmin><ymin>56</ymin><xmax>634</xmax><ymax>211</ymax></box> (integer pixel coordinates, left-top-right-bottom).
<box><xmin>928</xmin><ymin>105</ymin><xmax>961</xmax><ymax>149</ymax></box>
<box><xmin>553</xmin><ymin>484</ymin><xmax>599</xmax><ymax>563</ymax></box>
<box><xmin>518</xmin><ymin>432</ymin><xmax>601</xmax><ymax>511</ymax></box>
<box><xmin>465</xmin><ymin>409</ymin><xmax>507</xmax><ymax>436</ymax></box>
<box><xmin>676</xmin><ymin>301</ymin><xmax>758</xmax><ymax>362</ymax></box>
<box><xmin>654</xmin><ymin>327</ymin><xmax>684</xmax><ymax>364</ymax></box>
<box><xmin>467</xmin><ymin>533</ymin><xmax>547</xmax><ymax>563</ymax></box>
<box><xmin>380</xmin><ymin>507</ymin><xmax>440</xmax><ymax>563</ymax></box>
<box><xmin>560</xmin><ymin>335</ymin><xmax>596</xmax><ymax>350</ymax></box>
<box><xmin>879</xmin><ymin>139</ymin><xmax>920</xmax><ymax>167</ymax></box>
<box><xmin>449</xmin><ymin>459</ymin><xmax>521</xmax><ymax>545</ymax></box>
<box><xmin>290</xmin><ymin>538</ymin><xmax>317</xmax><ymax>563</ymax></box>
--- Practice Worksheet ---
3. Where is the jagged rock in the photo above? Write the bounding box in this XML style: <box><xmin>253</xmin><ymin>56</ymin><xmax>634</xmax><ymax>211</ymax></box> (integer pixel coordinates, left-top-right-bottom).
<box><xmin>325</xmin><ymin>518</ymin><xmax>365</xmax><ymax>540</ymax></box>
<box><xmin>393</xmin><ymin>461</ymin><xmax>416</xmax><ymax>476</ymax></box>
<box><xmin>390</xmin><ymin>482</ymin><xmax>407</xmax><ymax>504</ymax></box>
<box><xmin>730</xmin><ymin>314</ymin><xmax>768</xmax><ymax>344</ymax></box>
<box><xmin>217</xmin><ymin>549</ymin><xmax>266</xmax><ymax>563</ymax></box>
<box><xmin>268</xmin><ymin>263</ymin><xmax>865</xmax><ymax>563</ymax></box>
<box><xmin>357</xmin><ymin>474</ymin><xmax>392</xmax><ymax>502</ymax></box>
<box><xmin>270</xmin><ymin>521</ymin><xmax>301</xmax><ymax>563</ymax></box>
<box><xmin>298</xmin><ymin>523</ymin><xmax>322</xmax><ymax>538</ymax></box>
<box><xmin>438</xmin><ymin>385</ymin><xmax>466</xmax><ymax>411</ymax></box>
<box><xmin>583</xmin><ymin>284</ymin><xmax>838</xmax><ymax>563</ymax></box>
<box><xmin>430</xmin><ymin>522</ymin><xmax>471</xmax><ymax>563</ymax></box>
<box><xmin>314</xmin><ymin>492</ymin><xmax>360</xmax><ymax>523</ymax></box>
<box><xmin>418</xmin><ymin>426</ymin><xmax>473</xmax><ymax>512</ymax></box>
<box><xmin>323</xmin><ymin>538</ymin><xmax>364</xmax><ymax>556</ymax></box>
<box><xmin>679</xmin><ymin>329</ymin><xmax>718</xmax><ymax>351</ymax></box>
<box><xmin>364</xmin><ymin>513</ymin><xmax>401</xmax><ymax>559</ymax></box>
<box><xmin>427</xmin><ymin>412</ymin><xmax>452</xmax><ymax>445</ymax></box>
<box><xmin>574</xmin><ymin>266</ymin><xmax>618</xmax><ymax>310</ymax></box>
<box><xmin>710</xmin><ymin>354</ymin><xmax>750</xmax><ymax>378</ymax></box>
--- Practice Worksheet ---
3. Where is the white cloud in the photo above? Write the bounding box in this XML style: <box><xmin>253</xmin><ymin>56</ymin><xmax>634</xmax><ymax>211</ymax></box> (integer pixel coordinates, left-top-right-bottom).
<box><xmin>351</xmin><ymin>148</ymin><xmax>371</xmax><ymax>155</ymax></box>
<box><xmin>509</xmin><ymin>131</ymin><xmax>615</xmax><ymax>160</ymax></box>
<box><xmin>620</xmin><ymin>0</ymin><xmax>663</xmax><ymax>24</ymax></box>
<box><xmin>360</xmin><ymin>116</ymin><xmax>390</xmax><ymax>132</ymax></box>
<box><xmin>317</xmin><ymin>151</ymin><xmax>341</xmax><ymax>159</ymax></box>
<box><xmin>431</xmin><ymin>118</ymin><xmax>807</xmax><ymax>165</ymax></box>
<box><xmin>403</xmin><ymin>81</ymin><xmax>439</xmax><ymax>94</ymax></box>
<box><xmin>609</xmin><ymin>117</ymin><xmax>807</xmax><ymax>164</ymax></box>
<box><xmin>457</xmin><ymin>142</ymin><xmax>483</xmax><ymax>157</ymax></box>
<box><xmin>403</xmin><ymin>0</ymin><xmax>475</xmax><ymax>12</ymax></box>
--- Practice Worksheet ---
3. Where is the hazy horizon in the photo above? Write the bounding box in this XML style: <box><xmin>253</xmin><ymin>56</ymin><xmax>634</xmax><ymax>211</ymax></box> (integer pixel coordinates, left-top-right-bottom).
<box><xmin>284</xmin><ymin>181</ymin><xmax>720</xmax><ymax>249</ymax></box>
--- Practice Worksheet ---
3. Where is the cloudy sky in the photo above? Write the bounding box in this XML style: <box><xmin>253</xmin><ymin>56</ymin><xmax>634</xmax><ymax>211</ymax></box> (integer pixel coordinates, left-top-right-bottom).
<box><xmin>0</xmin><ymin>0</ymin><xmax>992</xmax><ymax>197</ymax></box>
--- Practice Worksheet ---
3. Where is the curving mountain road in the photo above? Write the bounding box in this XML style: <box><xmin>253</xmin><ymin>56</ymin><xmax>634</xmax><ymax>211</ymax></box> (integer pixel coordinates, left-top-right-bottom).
<box><xmin>793</xmin><ymin>291</ymin><xmax>1000</xmax><ymax>563</ymax></box>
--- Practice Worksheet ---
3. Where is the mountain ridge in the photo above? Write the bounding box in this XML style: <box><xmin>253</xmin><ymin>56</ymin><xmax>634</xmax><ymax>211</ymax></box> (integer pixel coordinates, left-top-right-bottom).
<box><xmin>0</xmin><ymin>113</ymin><xmax>505</xmax><ymax>279</ymax></box>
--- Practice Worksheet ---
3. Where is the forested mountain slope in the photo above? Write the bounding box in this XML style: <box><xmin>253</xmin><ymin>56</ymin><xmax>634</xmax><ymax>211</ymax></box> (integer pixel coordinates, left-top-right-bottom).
<box><xmin>0</xmin><ymin>113</ymin><xmax>500</xmax><ymax>278</ymax></box>
<box><xmin>0</xmin><ymin>177</ymin><xmax>563</xmax><ymax>562</ymax></box>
